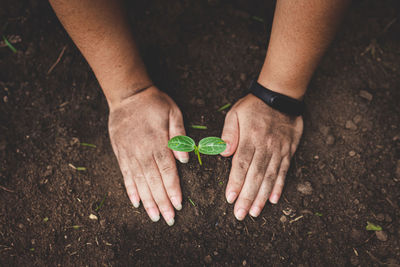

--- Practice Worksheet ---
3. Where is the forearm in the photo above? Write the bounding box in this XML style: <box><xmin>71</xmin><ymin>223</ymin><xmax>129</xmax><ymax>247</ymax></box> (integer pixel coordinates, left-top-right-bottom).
<box><xmin>49</xmin><ymin>0</ymin><xmax>151</xmax><ymax>108</ymax></box>
<box><xmin>259</xmin><ymin>0</ymin><xmax>350</xmax><ymax>100</ymax></box>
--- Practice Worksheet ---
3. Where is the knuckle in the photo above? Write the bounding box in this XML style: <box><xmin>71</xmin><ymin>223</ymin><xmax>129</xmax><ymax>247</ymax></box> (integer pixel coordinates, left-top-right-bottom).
<box><xmin>160</xmin><ymin>164</ymin><xmax>175</xmax><ymax>174</ymax></box>
<box><xmin>235</xmin><ymin>156</ymin><xmax>250</xmax><ymax>171</ymax></box>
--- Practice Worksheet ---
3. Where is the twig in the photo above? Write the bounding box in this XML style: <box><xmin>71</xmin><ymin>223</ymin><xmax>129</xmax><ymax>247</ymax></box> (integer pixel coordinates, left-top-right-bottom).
<box><xmin>0</xmin><ymin>185</ymin><xmax>15</xmax><ymax>193</ymax></box>
<box><xmin>289</xmin><ymin>215</ymin><xmax>304</xmax><ymax>224</ymax></box>
<box><xmin>47</xmin><ymin>45</ymin><xmax>67</xmax><ymax>75</ymax></box>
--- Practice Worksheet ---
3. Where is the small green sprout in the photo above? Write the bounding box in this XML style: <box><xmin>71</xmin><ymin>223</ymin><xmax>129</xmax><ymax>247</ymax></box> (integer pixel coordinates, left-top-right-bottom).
<box><xmin>315</xmin><ymin>212</ymin><xmax>323</xmax><ymax>217</ymax></box>
<box><xmin>190</xmin><ymin>125</ymin><xmax>207</xmax><ymax>130</ymax></box>
<box><xmin>168</xmin><ymin>136</ymin><xmax>226</xmax><ymax>165</ymax></box>
<box><xmin>95</xmin><ymin>195</ymin><xmax>106</xmax><ymax>212</ymax></box>
<box><xmin>217</xmin><ymin>103</ymin><xmax>231</xmax><ymax>111</ymax></box>
<box><xmin>72</xmin><ymin>225</ymin><xmax>81</xmax><ymax>230</ymax></box>
<box><xmin>43</xmin><ymin>217</ymin><xmax>49</xmax><ymax>222</ymax></box>
<box><xmin>366</xmin><ymin>221</ymin><xmax>382</xmax><ymax>231</ymax></box>
<box><xmin>2</xmin><ymin>35</ymin><xmax>17</xmax><ymax>53</ymax></box>
<box><xmin>188</xmin><ymin>197</ymin><xmax>196</xmax><ymax>207</ymax></box>
<box><xmin>80</xmin><ymin>142</ymin><xmax>96</xmax><ymax>148</ymax></box>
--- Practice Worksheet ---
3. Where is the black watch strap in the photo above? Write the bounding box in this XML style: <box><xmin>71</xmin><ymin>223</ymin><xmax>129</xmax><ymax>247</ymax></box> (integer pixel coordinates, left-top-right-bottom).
<box><xmin>249</xmin><ymin>80</ymin><xmax>305</xmax><ymax>116</ymax></box>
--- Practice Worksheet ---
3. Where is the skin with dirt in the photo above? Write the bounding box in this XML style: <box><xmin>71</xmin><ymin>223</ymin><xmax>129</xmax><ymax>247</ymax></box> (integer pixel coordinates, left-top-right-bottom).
<box><xmin>1</xmin><ymin>0</ymin><xmax>400</xmax><ymax>266</ymax></box>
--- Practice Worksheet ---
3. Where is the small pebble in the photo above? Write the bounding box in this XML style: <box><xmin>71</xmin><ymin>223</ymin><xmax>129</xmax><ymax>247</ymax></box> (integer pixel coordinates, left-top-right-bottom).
<box><xmin>375</xmin><ymin>230</ymin><xmax>388</xmax><ymax>241</ymax></box>
<box><xmin>326</xmin><ymin>135</ymin><xmax>335</xmax><ymax>145</ymax></box>
<box><xmin>349</xmin><ymin>151</ymin><xmax>356</xmax><ymax>157</ymax></box>
<box><xmin>204</xmin><ymin>255</ymin><xmax>212</xmax><ymax>264</ymax></box>
<box><xmin>353</xmin><ymin>114</ymin><xmax>362</xmax><ymax>124</ymax></box>
<box><xmin>297</xmin><ymin>182</ymin><xmax>313</xmax><ymax>195</ymax></box>
<box><xmin>89</xmin><ymin>214</ymin><xmax>98</xmax><ymax>220</ymax></box>
<box><xmin>345</xmin><ymin>120</ymin><xmax>358</xmax><ymax>130</ymax></box>
<box><xmin>242</xmin><ymin>260</ymin><xmax>247</xmax><ymax>266</ymax></box>
<box><xmin>280</xmin><ymin>215</ymin><xmax>287</xmax><ymax>223</ymax></box>
<box><xmin>359</xmin><ymin>90</ymin><xmax>373</xmax><ymax>101</ymax></box>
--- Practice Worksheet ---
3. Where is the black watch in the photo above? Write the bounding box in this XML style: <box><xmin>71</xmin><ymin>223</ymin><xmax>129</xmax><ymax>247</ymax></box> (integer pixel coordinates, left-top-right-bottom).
<box><xmin>249</xmin><ymin>80</ymin><xmax>305</xmax><ymax>116</ymax></box>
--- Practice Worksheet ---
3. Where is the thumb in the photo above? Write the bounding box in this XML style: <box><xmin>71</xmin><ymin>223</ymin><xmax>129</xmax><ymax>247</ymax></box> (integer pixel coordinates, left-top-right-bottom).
<box><xmin>220</xmin><ymin>111</ymin><xmax>239</xmax><ymax>157</ymax></box>
<box><xmin>169</xmin><ymin>108</ymin><xmax>189</xmax><ymax>163</ymax></box>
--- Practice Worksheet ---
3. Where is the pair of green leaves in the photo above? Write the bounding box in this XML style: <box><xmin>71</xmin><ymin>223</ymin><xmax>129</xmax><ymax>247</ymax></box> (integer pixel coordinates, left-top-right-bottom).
<box><xmin>168</xmin><ymin>136</ymin><xmax>226</xmax><ymax>165</ymax></box>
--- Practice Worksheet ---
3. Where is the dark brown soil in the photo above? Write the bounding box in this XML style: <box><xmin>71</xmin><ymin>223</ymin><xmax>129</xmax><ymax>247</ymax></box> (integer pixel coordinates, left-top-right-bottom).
<box><xmin>1</xmin><ymin>0</ymin><xmax>400</xmax><ymax>266</ymax></box>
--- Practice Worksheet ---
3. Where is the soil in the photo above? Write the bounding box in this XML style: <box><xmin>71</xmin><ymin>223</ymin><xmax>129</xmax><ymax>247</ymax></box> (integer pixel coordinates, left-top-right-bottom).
<box><xmin>1</xmin><ymin>0</ymin><xmax>400</xmax><ymax>266</ymax></box>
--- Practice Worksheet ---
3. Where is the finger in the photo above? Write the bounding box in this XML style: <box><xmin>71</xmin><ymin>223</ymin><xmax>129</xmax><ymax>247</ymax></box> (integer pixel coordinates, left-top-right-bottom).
<box><xmin>220</xmin><ymin>111</ymin><xmax>239</xmax><ymax>157</ymax></box>
<box><xmin>116</xmin><ymin>149</ymin><xmax>140</xmax><ymax>208</ymax></box>
<box><xmin>225</xmin><ymin>141</ymin><xmax>254</xmax><ymax>204</ymax></box>
<box><xmin>249</xmin><ymin>153</ymin><xmax>281</xmax><ymax>217</ymax></box>
<box><xmin>169</xmin><ymin>108</ymin><xmax>189</xmax><ymax>163</ymax></box>
<box><xmin>154</xmin><ymin>148</ymin><xmax>183</xmax><ymax>211</ymax></box>
<box><xmin>128</xmin><ymin>157</ymin><xmax>161</xmax><ymax>222</ymax></box>
<box><xmin>269</xmin><ymin>156</ymin><xmax>290</xmax><ymax>204</ymax></box>
<box><xmin>142</xmin><ymin>157</ymin><xmax>176</xmax><ymax>226</ymax></box>
<box><xmin>233</xmin><ymin>150</ymin><xmax>270</xmax><ymax>220</ymax></box>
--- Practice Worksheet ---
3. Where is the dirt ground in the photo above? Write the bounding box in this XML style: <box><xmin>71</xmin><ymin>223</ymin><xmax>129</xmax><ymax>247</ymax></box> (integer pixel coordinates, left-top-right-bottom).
<box><xmin>1</xmin><ymin>0</ymin><xmax>400</xmax><ymax>266</ymax></box>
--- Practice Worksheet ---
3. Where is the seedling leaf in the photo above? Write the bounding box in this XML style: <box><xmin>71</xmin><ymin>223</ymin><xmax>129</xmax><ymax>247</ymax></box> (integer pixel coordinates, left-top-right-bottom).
<box><xmin>80</xmin><ymin>142</ymin><xmax>96</xmax><ymax>148</ymax></box>
<box><xmin>168</xmin><ymin>135</ymin><xmax>195</xmax><ymax>152</ymax></box>
<box><xmin>191</xmin><ymin>125</ymin><xmax>207</xmax><ymax>130</ymax></box>
<box><xmin>217</xmin><ymin>103</ymin><xmax>231</xmax><ymax>111</ymax></box>
<box><xmin>366</xmin><ymin>221</ymin><xmax>382</xmax><ymax>231</ymax></box>
<box><xmin>2</xmin><ymin>35</ymin><xmax>17</xmax><ymax>53</ymax></box>
<box><xmin>198</xmin><ymin>137</ymin><xmax>226</xmax><ymax>155</ymax></box>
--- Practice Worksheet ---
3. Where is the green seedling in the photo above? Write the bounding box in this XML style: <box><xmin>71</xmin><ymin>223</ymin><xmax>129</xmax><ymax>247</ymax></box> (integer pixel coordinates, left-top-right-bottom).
<box><xmin>190</xmin><ymin>125</ymin><xmax>207</xmax><ymax>130</ymax></box>
<box><xmin>95</xmin><ymin>195</ymin><xmax>106</xmax><ymax>212</ymax></box>
<box><xmin>168</xmin><ymin>135</ymin><xmax>226</xmax><ymax>165</ymax></box>
<box><xmin>217</xmin><ymin>103</ymin><xmax>231</xmax><ymax>111</ymax></box>
<box><xmin>366</xmin><ymin>221</ymin><xmax>382</xmax><ymax>231</ymax></box>
<box><xmin>188</xmin><ymin>197</ymin><xmax>196</xmax><ymax>207</ymax></box>
<box><xmin>80</xmin><ymin>142</ymin><xmax>96</xmax><ymax>148</ymax></box>
<box><xmin>2</xmin><ymin>35</ymin><xmax>17</xmax><ymax>53</ymax></box>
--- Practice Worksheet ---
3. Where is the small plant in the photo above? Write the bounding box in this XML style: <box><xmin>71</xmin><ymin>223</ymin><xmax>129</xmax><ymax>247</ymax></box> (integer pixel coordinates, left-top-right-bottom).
<box><xmin>168</xmin><ymin>135</ymin><xmax>226</xmax><ymax>165</ymax></box>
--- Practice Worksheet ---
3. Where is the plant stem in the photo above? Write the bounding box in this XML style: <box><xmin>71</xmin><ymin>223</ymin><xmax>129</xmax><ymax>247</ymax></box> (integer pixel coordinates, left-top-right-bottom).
<box><xmin>194</xmin><ymin>146</ymin><xmax>202</xmax><ymax>165</ymax></box>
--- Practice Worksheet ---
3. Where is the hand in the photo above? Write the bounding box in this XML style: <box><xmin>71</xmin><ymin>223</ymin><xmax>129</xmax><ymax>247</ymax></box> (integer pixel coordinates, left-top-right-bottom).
<box><xmin>220</xmin><ymin>94</ymin><xmax>303</xmax><ymax>220</ymax></box>
<box><xmin>108</xmin><ymin>86</ymin><xmax>188</xmax><ymax>226</ymax></box>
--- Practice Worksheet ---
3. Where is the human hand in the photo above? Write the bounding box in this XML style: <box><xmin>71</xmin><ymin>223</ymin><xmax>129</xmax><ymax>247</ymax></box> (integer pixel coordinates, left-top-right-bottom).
<box><xmin>108</xmin><ymin>86</ymin><xmax>188</xmax><ymax>226</ymax></box>
<box><xmin>220</xmin><ymin>94</ymin><xmax>303</xmax><ymax>220</ymax></box>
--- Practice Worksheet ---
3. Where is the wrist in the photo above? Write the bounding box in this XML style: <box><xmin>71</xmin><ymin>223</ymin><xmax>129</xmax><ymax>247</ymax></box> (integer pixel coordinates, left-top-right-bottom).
<box><xmin>257</xmin><ymin>64</ymin><xmax>308</xmax><ymax>100</ymax></box>
<box><xmin>105</xmin><ymin>80</ymin><xmax>153</xmax><ymax>111</ymax></box>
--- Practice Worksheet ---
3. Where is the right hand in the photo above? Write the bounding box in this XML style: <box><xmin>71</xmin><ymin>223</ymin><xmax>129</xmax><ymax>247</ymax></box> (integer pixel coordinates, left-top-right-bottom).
<box><xmin>108</xmin><ymin>86</ymin><xmax>188</xmax><ymax>226</ymax></box>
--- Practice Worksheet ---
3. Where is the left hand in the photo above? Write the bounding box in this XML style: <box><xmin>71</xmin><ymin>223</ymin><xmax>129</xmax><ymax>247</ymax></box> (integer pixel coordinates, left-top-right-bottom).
<box><xmin>220</xmin><ymin>94</ymin><xmax>303</xmax><ymax>220</ymax></box>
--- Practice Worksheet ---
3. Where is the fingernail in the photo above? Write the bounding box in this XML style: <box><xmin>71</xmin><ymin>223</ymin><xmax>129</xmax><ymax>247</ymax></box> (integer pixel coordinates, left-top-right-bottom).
<box><xmin>148</xmin><ymin>208</ymin><xmax>160</xmax><ymax>222</ymax></box>
<box><xmin>171</xmin><ymin>197</ymin><xmax>182</xmax><ymax>211</ymax></box>
<box><xmin>133</xmin><ymin>201</ymin><xmax>140</xmax><ymax>208</ymax></box>
<box><xmin>270</xmin><ymin>194</ymin><xmax>279</xmax><ymax>204</ymax></box>
<box><xmin>221</xmin><ymin>143</ymin><xmax>230</xmax><ymax>156</ymax></box>
<box><xmin>179</xmin><ymin>157</ymin><xmax>189</xmax><ymax>164</ymax></box>
<box><xmin>235</xmin><ymin>208</ymin><xmax>247</xmax><ymax>221</ymax></box>
<box><xmin>249</xmin><ymin>206</ymin><xmax>261</xmax><ymax>217</ymax></box>
<box><xmin>226</xmin><ymin>192</ymin><xmax>237</xmax><ymax>204</ymax></box>
<box><xmin>163</xmin><ymin>211</ymin><xmax>175</xmax><ymax>226</ymax></box>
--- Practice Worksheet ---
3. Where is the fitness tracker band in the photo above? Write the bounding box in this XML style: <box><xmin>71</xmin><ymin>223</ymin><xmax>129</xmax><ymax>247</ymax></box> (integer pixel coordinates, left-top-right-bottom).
<box><xmin>249</xmin><ymin>80</ymin><xmax>305</xmax><ymax>116</ymax></box>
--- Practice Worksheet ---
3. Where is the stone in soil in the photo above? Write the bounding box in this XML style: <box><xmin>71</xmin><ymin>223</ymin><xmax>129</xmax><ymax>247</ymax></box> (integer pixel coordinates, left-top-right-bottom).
<box><xmin>345</xmin><ymin>120</ymin><xmax>358</xmax><ymax>130</ymax></box>
<box><xmin>297</xmin><ymin>182</ymin><xmax>313</xmax><ymax>195</ymax></box>
<box><xmin>353</xmin><ymin>114</ymin><xmax>362</xmax><ymax>124</ymax></box>
<box><xmin>375</xmin><ymin>230</ymin><xmax>388</xmax><ymax>241</ymax></box>
<box><xmin>359</xmin><ymin>90</ymin><xmax>373</xmax><ymax>101</ymax></box>
<box><xmin>326</xmin><ymin>135</ymin><xmax>335</xmax><ymax>145</ymax></box>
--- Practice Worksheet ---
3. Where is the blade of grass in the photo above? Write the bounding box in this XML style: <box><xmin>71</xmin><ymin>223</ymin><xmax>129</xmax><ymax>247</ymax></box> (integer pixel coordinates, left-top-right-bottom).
<box><xmin>95</xmin><ymin>195</ymin><xmax>107</xmax><ymax>211</ymax></box>
<box><xmin>2</xmin><ymin>35</ymin><xmax>17</xmax><ymax>53</ymax></box>
<box><xmin>191</xmin><ymin>125</ymin><xmax>207</xmax><ymax>130</ymax></box>
<box><xmin>188</xmin><ymin>197</ymin><xmax>196</xmax><ymax>207</ymax></box>
<box><xmin>251</xmin><ymin>16</ymin><xmax>264</xmax><ymax>23</ymax></box>
<box><xmin>80</xmin><ymin>142</ymin><xmax>96</xmax><ymax>148</ymax></box>
<box><xmin>217</xmin><ymin>103</ymin><xmax>231</xmax><ymax>111</ymax></box>
<box><xmin>76</xmin><ymin>167</ymin><xmax>86</xmax><ymax>171</ymax></box>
